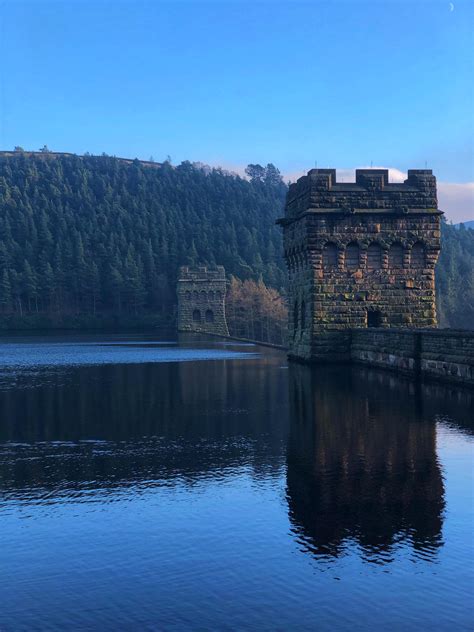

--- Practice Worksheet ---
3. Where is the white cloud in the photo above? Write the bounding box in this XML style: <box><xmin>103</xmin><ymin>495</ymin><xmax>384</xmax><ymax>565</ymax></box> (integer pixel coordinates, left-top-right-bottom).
<box><xmin>437</xmin><ymin>182</ymin><xmax>474</xmax><ymax>224</ymax></box>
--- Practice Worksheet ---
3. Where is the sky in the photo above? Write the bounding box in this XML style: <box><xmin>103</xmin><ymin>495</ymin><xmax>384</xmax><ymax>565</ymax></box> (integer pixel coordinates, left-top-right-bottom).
<box><xmin>0</xmin><ymin>0</ymin><xmax>473</xmax><ymax>221</ymax></box>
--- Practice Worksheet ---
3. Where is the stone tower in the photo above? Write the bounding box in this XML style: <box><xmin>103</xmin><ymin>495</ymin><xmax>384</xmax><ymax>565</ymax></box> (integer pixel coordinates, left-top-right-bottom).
<box><xmin>277</xmin><ymin>168</ymin><xmax>441</xmax><ymax>362</ymax></box>
<box><xmin>177</xmin><ymin>265</ymin><xmax>229</xmax><ymax>336</ymax></box>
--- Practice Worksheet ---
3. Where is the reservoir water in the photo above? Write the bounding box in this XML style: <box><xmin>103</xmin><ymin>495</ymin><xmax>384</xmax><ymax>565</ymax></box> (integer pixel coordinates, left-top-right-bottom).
<box><xmin>0</xmin><ymin>333</ymin><xmax>473</xmax><ymax>630</ymax></box>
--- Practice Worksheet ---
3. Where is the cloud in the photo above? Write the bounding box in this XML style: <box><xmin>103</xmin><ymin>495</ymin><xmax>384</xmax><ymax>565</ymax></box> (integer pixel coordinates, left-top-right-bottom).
<box><xmin>437</xmin><ymin>182</ymin><xmax>474</xmax><ymax>224</ymax></box>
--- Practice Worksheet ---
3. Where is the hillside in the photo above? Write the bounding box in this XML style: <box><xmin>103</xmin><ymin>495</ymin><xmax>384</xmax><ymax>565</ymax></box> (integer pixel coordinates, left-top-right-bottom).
<box><xmin>437</xmin><ymin>221</ymin><xmax>474</xmax><ymax>329</ymax></box>
<box><xmin>0</xmin><ymin>153</ymin><xmax>286</xmax><ymax>328</ymax></box>
<box><xmin>0</xmin><ymin>151</ymin><xmax>472</xmax><ymax>330</ymax></box>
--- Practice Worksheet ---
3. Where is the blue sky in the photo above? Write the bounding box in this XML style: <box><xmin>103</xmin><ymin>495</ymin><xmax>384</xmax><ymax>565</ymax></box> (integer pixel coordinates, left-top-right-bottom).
<box><xmin>0</xmin><ymin>0</ymin><xmax>473</xmax><ymax>220</ymax></box>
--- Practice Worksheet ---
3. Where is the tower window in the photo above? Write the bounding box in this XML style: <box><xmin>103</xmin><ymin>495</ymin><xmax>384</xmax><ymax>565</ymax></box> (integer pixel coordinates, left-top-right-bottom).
<box><xmin>367</xmin><ymin>243</ymin><xmax>382</xmax><ymax>270</ymax></box>
<box><xmin>300</xmin><ymin>300</ymin><xmax>306</xmax><ymax>330</ymax></box>
<box><xmin>345</xmin><ymin>242</ymin><xmax>360</xmax><ymax>269</ymax></box>
<box><xmin>185</xmin><ymin>291</ymin><xmax>191</xmax><ymax>300</ymax></box>
<box><xmin>193</xmin><ymin>291</ymin><xmax>198</xmax><ymax>301</ymax></box>
<box><xmin>322</xmin><ymin>243</ymin><xmax>338</xmax><ymax>269</ymax></box>
<box><xmin>205</xmin><ymin>309</ymin><xmax>214</xmax><ymax>323</ymax></box>
<box><xmin>208</xmin><ymin>291</ymin><xmax>215</xmax><ymax>301</ymax></box>
<box><xmin>192</xmin><ymin>309</ymin><xmax>201</xmax><ymax>322</ymax></box>
<box><xmin>293</xmin><ymin>300</ymin><xmax>298</xmax><ymax>334</ymax></box>
<box><xmin>411</xmin><ymin>242</ymin><xmax>425</xmax><ymax>268</ymax></box>
<box><xmin>388</xmin><ymin>243</ymin><xmax>404</xmax><ymax>268</ymax></box>
<box><xmin>367</xmin><ymin>310</ymin><xmax>382</xmax><ymax>327</ymax></box>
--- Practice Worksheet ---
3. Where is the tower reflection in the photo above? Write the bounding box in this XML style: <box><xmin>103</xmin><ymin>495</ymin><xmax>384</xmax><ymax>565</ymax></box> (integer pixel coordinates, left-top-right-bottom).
<box><xmin>286</xmin><ymin>365</ymin><xmax>447</xmax><ymax>562</ymax></box>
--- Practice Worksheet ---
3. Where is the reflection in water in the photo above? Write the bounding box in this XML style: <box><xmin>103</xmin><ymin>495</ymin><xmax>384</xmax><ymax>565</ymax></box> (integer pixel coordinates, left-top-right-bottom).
<box><xmin>287</xmin><ymin>365</ymin><xmax>449</xmax><ymax>562</ymax></box>
<box><xmin>0</xmin><ymin>336</ymin><xmax>473</xmax><ymax>630</ymax></box>
<box><xmin>0</xmin><ymin>345</ymin><xmax>288</xmax><ymax>502</ymax></box>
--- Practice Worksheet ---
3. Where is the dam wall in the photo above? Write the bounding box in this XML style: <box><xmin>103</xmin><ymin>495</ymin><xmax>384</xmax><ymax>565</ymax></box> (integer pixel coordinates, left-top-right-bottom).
<box><xmin>350</xmin><ymin>328</ymin><xmax>474</xmax><ymax>386</ymax></box>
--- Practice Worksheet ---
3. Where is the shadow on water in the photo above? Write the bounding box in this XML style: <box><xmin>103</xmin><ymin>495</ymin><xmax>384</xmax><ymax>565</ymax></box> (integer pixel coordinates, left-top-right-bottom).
<box><xmin>286</xmin><ymin>364</ymin><xmax>473</xmax><ymax>564</ymax></box>
<box><xmin>0</xmin><ymin>344</ymin><xmax>289</xmax><ymax>499</ymax></box>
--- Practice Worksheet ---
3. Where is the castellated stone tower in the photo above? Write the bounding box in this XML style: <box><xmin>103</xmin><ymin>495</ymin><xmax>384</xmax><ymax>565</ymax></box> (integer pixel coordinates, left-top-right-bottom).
<box><xmin>177</xmin><ymin>265</ymin><xmax>229</xmax><ymax>336</ymax></box>
<box><xmin>277</xmin><ymin>168</ymin><xmax>442</xmax><ymax>362</ymax></box>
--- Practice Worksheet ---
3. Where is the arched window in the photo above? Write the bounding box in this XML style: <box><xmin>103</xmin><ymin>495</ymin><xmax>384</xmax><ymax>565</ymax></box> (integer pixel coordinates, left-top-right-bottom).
<box><xmin>322</xmin><ymin>243</ymin><xmax>338</xmax><ymax>269</ymax></box>
<box><xmin>345</xmin><ymin>242</ymin><xmax>360</xmax><ymax>269</ymax></box>
<box><xmin>192</xmin><ymin>309</ymin><xmax>201</xmax><ymax>322</ymax></box>
<box><xmin>185</xmin><ymin>290</ymin><xmax>191</xmax><ymax>300</ymax></box>
<box><xmin>193</xmin><ymin>291</ymin><xmax>198</xmax><ymax>301</ymax></box>
<box><xmin>208</xmin><ymin>291</ymin><xmax>215</xmax><ymax>301</ymax></box>
<box><xmin>411</xmin><ymin>242</ymin><xmax>425</xmax><ymax>268</ymax></box>
<box><xmin>300</xmin><ymin>300</ymin><xmax>306</xmax><ymax>330</ymax></box>
<box><xmin>216</xmin><ymin>291</ymin><xmax>222</xmax><ymax>301</ymax></box>
<box><xmin>205</xmin><ymin>309</ymin><xmax>214</xmax><ymax>323</ymax></box>
<box><xmin>388</xmin><ymin>243</ymin><xmax>404</xmax><ymax>268</ymax></box>
<box><xmin>367</xmin><ymin>243</ymin><xmax>382</xmax><ymax>270</ymax></box>
<box><xmin>293</xmin><ymin>300</ymin><xmax>298</xmax><ymax>334</ymax></box>
<box><xmin>200</xmin><ymin>290</ymin><xmax>207</xmax><ymax>301</ymax></box>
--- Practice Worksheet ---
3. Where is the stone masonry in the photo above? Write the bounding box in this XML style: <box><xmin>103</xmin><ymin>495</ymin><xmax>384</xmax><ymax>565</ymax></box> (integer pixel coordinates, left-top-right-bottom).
<box><xmin>177</xmin><ymin>265</ymin><xmax>229</xmax><ymax>336</ymax></box>
<box><xmin>277</xmin><ymin>168</ymin><xmax>442</xmax><ymax>362</ymax></box>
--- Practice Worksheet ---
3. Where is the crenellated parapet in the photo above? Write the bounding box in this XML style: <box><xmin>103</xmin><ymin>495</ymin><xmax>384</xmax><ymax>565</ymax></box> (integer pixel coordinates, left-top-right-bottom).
<box><xmin>282</xmin><ymin>168</ymin><xmax>438</xmax><ymax>220</ymax></box>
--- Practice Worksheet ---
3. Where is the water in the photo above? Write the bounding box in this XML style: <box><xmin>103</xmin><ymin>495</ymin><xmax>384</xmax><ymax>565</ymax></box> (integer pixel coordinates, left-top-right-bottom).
<box><xmin>0</xmin><ymin>332</ymin><xmax>473</xmax><ymax>631</ymax></box>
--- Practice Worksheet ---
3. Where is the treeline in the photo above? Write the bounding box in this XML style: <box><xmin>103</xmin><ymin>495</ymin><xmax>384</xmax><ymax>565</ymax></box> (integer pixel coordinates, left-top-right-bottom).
<box><xmin>437</xmin><ymin>222</ymin><xmax>474</xmax><ymax>329</ymax></box>
<box><xmin>226</xmin><ymin>277</ymin><xmax>287</xmax><ymax>345</ymax></box>
<box><xmin>0</xmin><ymin>153</ymin><xmax>286</xmax><ymax>327</ymax></box>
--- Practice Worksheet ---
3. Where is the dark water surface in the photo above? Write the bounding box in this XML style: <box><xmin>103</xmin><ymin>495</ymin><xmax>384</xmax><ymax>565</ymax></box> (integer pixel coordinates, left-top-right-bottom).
<box><xmin>0</xmin><ymin>333</ymin><xmax>473</xmax><ymax>630</ymax></box>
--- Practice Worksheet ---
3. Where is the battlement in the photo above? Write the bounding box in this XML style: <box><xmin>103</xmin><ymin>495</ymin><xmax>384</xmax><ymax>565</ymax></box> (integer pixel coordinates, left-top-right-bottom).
<box><xmin>178</xmin><ymin>265</ymin><xmax>226</xmax><ymax>282</ymax></box>
<box><xmin>281</xmin><ymin>168</ymin><xmax>439</xmax><ymax>222</ymax></box>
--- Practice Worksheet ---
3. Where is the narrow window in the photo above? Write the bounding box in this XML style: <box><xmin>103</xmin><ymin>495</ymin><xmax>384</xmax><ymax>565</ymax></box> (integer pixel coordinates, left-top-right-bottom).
<box><xmin>192</xmin><ymin>309</ymin><xmax>201</xmax><ymax>322</ymax></box>
<box><xmin>193</xmin><ymin>291</ymin><xmax>198</xmax><ymax>301</ymax></box>
<box><xmin>216</xmin><ymin>291</ymin><xmax>222</xmax><ymax>301</ymax></box>
<box><xmin>185</xmin><ymin>291</ymin><xmax>191</xmax><ymax>300</ymax></box>
<box><xmin>367</xmin><ymin>310</ymin><xmax>382</xmax><ymax>327</ymax></box>
<box><xmin>345</xmin><ymin>242</ymin><xmax>360</xmax><ymax>269</ymax></box>
<box><xmin>367</xmin><ymin>243</ymin><xmax>382</xmax><ymax>270</ymax></box>
<box><xmin>200</xmin><ymin>290</ymin><xmax>207</xmax><ymax>301</ymax></box>
<box><xmin>208</xmin><ymin>291</ymin><xmax>215</xmax><ymax>301</ymax></box>
<box><xmin>205</xmin><ymin>309</ymin><xmax>214</xmax><ymax>323</ymax></box>
<box><xmin>293</xmin><ymin>300</ymin><xmax>298</xmax><ymax>334</ymax></box>
<box><xmin>322</xmin><ymin>243</ymin><xmax>338</xmax><ymax>270</ymax></box>
<box><xmin>300</xmin><ymin>300</ymin><xmax>306</xmax><ymax>330</ymax></box>
<box><xmin>411</xmin><ymin>242</ymin><xmax>425</xmax><ymax>268</ymax></box>
<box><xmin>388</xmin><ymin>243</ymin><xmax>404</xmax><ymax>268</ymax></box>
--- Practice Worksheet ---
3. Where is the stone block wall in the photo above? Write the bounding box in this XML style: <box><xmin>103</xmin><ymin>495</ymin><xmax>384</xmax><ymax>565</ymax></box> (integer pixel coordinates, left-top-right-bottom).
<box><xmin>177</xmin><ymin>266</ymin><xmax>229</xmax><ymax>336</ymax></box>
<box><xmin>350</xmin><ymin>329</ymin><xmax>474</xmax><ymax>386</ymax></box>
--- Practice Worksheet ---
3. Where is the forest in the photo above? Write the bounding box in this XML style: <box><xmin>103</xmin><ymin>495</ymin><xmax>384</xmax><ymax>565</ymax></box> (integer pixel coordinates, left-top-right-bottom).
<box><xmin>0</xmin><ymin>151</ymin><xmax>472</xmax><ymax>333</ymax></box>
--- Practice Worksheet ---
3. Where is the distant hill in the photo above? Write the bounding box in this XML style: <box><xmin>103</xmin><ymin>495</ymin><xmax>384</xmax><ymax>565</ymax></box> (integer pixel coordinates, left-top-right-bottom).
<box><xmin>0</xmin><ymin>152</ymin><xmax>286</xmax><ymax>328</ymax></box>
<box><xmin>455</xmin><ymin>220</ymin><xmax>474</xmax><ymax>229</ymax></box>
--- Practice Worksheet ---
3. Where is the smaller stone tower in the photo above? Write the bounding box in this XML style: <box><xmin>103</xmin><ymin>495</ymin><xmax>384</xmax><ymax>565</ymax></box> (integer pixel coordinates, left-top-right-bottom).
<box><xmin>177</xmin><ymin>265</ymin><xmax>229</xmax><ymax>336</ymax></box>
